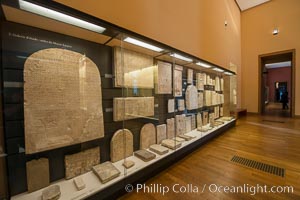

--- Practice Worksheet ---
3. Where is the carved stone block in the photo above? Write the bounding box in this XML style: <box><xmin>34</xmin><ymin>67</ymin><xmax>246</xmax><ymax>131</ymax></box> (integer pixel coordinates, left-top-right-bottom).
<box><xmin>220</xmin><ymin>107</ymin><xmax>224</xmax><ymax>117</ymax></box>
<box><xmin>24</xmin><ymin>48</ymin><xmax>104</xmax><ymax>154</ymax></box>
<box><xmin>185</xmin><ymin>116</ymin><xmax>192</xmax><ymax>133</ymax></box>
<box><xmin>114</xmin><ymin>46</ymin><xmax>154</xmax><ymax>88</ymax></box>
<box><xmin>174</xmin><ymin>137</ymin><xmax>185</xmax><ymax>143</ymax></box>
<box><xmin>187</xmin><ymin>68</ymin><xmax>193</xmax><ymax>84</ymax></box>
<box><xmin>26</xmin><ymin>158</ymin><xmax>49</xmax><ymax>192</ymax></box>
<box><xmin>178</xmin><ymin>134</ymin><xmax>193</xmax><ymax>141</ymax></box>
<box><xmin>149</xmin><ymin>144</ymin><xmax>169</xmax><ymax>155</ymax></box>
<box><xmin>209</xmin><ymin>113</ymin><xmax>215</xmax><ymax>127</ymax></box>
<box><xmin>204</xmin><ymin>90</ymin><xmax>212</xmax><ymax>106</ymax></box>
<box><xmin>191</xmin><ymin>114</ymin><xmax>196</xmax><ymax>130</ymax></box>
<box><xmin>161</xmin><ymin>139</ymin><xmax>181</xmax><ymax>150</ymax></box>
<box><xmin>113</xmin><ymin>97</ymin><xmax>154</xmax><ymax>121</ymax></box>
<box><xmin>155</xmin><ymin>61</ymin><xmax>172</xmax><ymax>94</ymax></box>
<box><xmin>123</xmin><ymin>160</ymin><xmax>135</xmax><ymax>169</ymax></box>
<box><xmin>197</xmin><ymin>113</ymin><xmax>202</xmax><ymax>128</ymax></box>
<box><xmin>134</xmin><ymin>149</ymin><xmax>156</xmax><ymax>162</ymax></box>
<box><xmin>166</xmin><ymin>118</ymin><xmax>175</xmax><ymax>139</ymax></box>
<box><xmin>221</xmin><ymin>78</ymin><xmax>224</xmax><ymax>91</ymax></box>
<box><xmin>174</xmin><ymin>65</ymin><xmax>183</xmax><ymax>97</ymax></box>
<box><xmin>42</xmin><ymin>185</ymin><xmax>60</xmax><ymax>200</ymax></box>
<box><xmin>92</xmin><ymin>161</ymin><xmax>121</xmax><ymax>183</ymax></box>
<box><xmin>156</xmin><ymin>124</ymin><xmax>167</xmax><ymax>144</ymax></box>
<box><xmin>65</xmin><ymin>147</ymin><xmax>100</xmax><ymax>179</ymax></box>
<box><xmin>178</xmin><ymin>99</ymin><xmax>185</xmax><ymax>111</ymax></box>
<box><xmin>198</xmin><ymin>92</ymin><xmax>204</xmax><ymax>108</ymax></box>
<box><xmin>168</xmin><ymin>99</ymin><xmax>175</xmax><ymax>113</ymax></box>
<box><xmin>73</xmin><ymin>177</ymin><xmax>85</xmax><ymax>191</ymax></box>
<box><xmin>110</xmin><ymin>129</ymin><xmax>133</xmax><ymax>163</ymax></box>
<box><xmin>185</xmin><ymin>85</ymin><xmax>198</xmax><ymax>110</ymax></box>
<box><xmin>203</xmin><ymin>111</ymin><xmax>209</xmax><ymax>126</ymax></box>
<box><xmin>196</xmin><ymin>73</ymin><xmax>205</xmax><ymax>90</ymax></box>
<box><xmin>175</xmin><ymin>114</ymin><xmax>185</xmax><ymax>136</ymax></box>
<box><xmin>140</xmin><ymin>123</ymin><xmax>156</xmax><ymax>149</ymax></box>
<box><xmin>215</xmin><ymin>76</ymin><xmax>220</xmax><ymax>91</ymax></box>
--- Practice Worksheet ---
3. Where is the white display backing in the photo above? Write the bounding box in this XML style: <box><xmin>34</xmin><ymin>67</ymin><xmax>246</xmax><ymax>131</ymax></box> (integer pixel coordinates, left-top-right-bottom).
<box><xmin>11</xmin><ymin>119</ymin><xmax>234</xmax><ymax>200</ymax></box>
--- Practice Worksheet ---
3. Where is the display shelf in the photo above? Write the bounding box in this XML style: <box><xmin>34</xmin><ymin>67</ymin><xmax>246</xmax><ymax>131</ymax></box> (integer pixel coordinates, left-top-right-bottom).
<box><xmin>11</xmin><ymin>119</ymin><xmax>235</xmax><ymax>200</ymax></box>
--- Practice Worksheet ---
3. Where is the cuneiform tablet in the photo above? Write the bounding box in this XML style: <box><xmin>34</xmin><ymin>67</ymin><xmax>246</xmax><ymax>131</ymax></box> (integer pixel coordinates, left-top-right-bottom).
<box><xmin>134</xmin><ymin>149</ymin><xmax>156</xmax><ymax>162</ymax></box>
<box><xmin>168</xmin><ymin>99</ymin><xmax>175</xmax><ymax>113</ymax></box>
<box><xmin>161</xmin><ymin>139</ymin><xmax>182</xmax><ymax>150</ymax></box>
<box><xmin>26</xmin><ymin>158</ymin><xmax>50</xmax><ymax>192</ymax></box>
<box><xmin>156</xmin><ymin>124</ymin><xmax>167</xmax><ymax>144</ymax></box>
<box><xmin>140</xmin><ymin>123</ymin><xmax>156</xmax><ymax>149</ymax></box>
<box><xmin>155</xmin><ymin>61</ymin><xmax>172</xmax><ymax>94</ymax></box>
<box><xmin>42</xmin><ymin>185</ymin><xmax>61</xmax><ymax>200</ymax></box>
<box><xmin>73</xmin><ymin>177</ymin><xmax>85</xmax><ymax>191</ymax></box>
<box><xmin>122</xmin><ymin>160</ymin><xmax>135</xmax><ymax>169</ymax></box>
<box><xmin>149</xmin><ymin>144</ymin><xmax>169</xmax><ymax>155</ymax></box>
<box><xmin>92</xmin><ymin>161</ymin><xmax>121</xmax><ymax>184</ymax></box>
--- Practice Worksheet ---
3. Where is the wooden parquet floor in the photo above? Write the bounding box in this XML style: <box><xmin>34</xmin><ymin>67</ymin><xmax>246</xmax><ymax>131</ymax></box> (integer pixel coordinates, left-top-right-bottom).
<box><xmin>120</xmin><ymin>114</ymin><xmax>300</xmax><ymax>200</ymax></box>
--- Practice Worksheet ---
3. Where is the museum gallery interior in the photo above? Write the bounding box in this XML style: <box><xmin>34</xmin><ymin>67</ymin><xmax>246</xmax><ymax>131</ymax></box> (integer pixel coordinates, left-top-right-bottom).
<box><xmin>0</xmin><ymin>0</ymin><xmax>299</xmax><ymax>199</ymax></box>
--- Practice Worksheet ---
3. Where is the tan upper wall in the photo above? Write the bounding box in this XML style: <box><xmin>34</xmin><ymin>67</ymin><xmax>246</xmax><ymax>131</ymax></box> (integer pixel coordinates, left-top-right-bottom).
<box><xmin>54</xmin><ymin>0</ymin><xmax>241</xmax><ymax>72</ymax></box>
<box><xmin>241</xmin><ymin>0</ymin><xmax>300</xmax><ymax>115</ymax></box>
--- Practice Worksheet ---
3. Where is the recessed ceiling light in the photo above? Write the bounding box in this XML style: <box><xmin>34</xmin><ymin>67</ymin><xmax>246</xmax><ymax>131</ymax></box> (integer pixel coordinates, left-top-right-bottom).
<box><xmin>170</xmin><ymin>53</ymin><xmax>193</xmax><ymax>62</ymax></box>
<box><xmin>196</xmin><ymin>62</ymin><xmax>212</xmax><ymax>68</ymax></box>
<box><xmin>212</xmin><ymin>67</ymin><xmax>224</xmax><ymax>72</ymax></box>
<box><xmin>224</xmin><ymin>72</ymin><xmax>234</xmax><ymax>75</ymax></box>
<box><xmin>124</xmin><ymin>37</ymin><xmax>164</xmax><ymax>52</ymax></box>
<box><xmin>19</xmin><ymin>0</ymin><xmax>106</xmax><ymax>33</ymax></box>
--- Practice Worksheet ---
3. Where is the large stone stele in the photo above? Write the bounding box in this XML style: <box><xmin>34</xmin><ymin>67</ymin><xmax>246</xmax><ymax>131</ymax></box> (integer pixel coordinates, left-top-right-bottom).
<box><xmin>110</xmin><ymin>129</ymin><xmax>133</xmax><ymax>163</ymax></box>
<box><xmin>155</xmin><ymin>61</ymin><xmax>172</xmax><ymax>94</ymax></box>
<box><xmin>156</xmin><ymin>124</ymin><xmax>167</xmax><ymax>144</ymax></box>
<box><xmin>24</xmin><ymin>48</ymin><xmax>104</xmax><ymax>154</ymax></box>
<box><xmin>26</xmin><ymin>158</ymin><xmax>49</xmax><ymax>192</ymax></box>
<box><xmin>166</xmin><ymin>118</ymin><xmax>175</xmax><ymax>139</ymax></box>
<box><xmin>174</xmin><ymin>65</ymin><xmax>183</xmax><ymax>97</ymax></box>
<box><xmin>140</xmin><ymin>123</ymin><xmax>156</xmax><ymax>149</ymax></box>
<box><xmin>92</xmin><ymin>161</ymin><xmax>121</xmax><ymax>184</ymax></box>
<box><xmin>65</xmin><ymin>147</ymin><xmax>100</xmax><ymax>179</ymax></box>
<box><xmin>185</xmin><ymin>85</ymin><xmax>198</xmax><ymax>110</ymax></box>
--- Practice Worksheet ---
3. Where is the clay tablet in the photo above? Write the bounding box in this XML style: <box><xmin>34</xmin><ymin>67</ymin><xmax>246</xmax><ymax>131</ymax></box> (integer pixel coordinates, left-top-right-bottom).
<box><xmin>174</xmin><ymin>65</ymin><xmax>183</xmax><ymax>97</ymax></box>
<box><xmin>168</xmin><ymin>99</ymin><xmax>175</xmax><ymax>113</ymax></box>
<box><xmin>26</xmin><ymin>158</ymin><xmax>49</xmax><ymax>192</ymax></box>
<box><xmin>191</xmin><ymin>114</ymin><xmax>196</xmax><ymax>130</ymax></box>
<box><xmin>123</xmin><ymin>160</ymin><xmax>135</xmax><ymax>169</ymax></box>
<box><xmin>149</xmin><ymin>144</ymin><xmax>169</xmax><ymax>155</ymax></box>
<box><xmin>197</xmin><ymin>113</ymin><xmax>202</xmax><ymax>128</ymax></box>
<box><xmin>178</xmin><ymin>134</ymin><xmax>193</xmax><ymax>141</ymax></box>
<box><xmin>185</xmin><ymin>85</ymin><xmax>198</xmax><ymax>110</ymax></box>
<box><xmin>134</xmin><ymin>149</ymin><xmax>156</xmax><ymax>162</ymax></box>
<box><xmin>42</xmin><ymin>185</ymin><xmax>60</xmax><ymax>200</ymax></box>
<box><xmin>155</xmin><ymin>61</ymin><xmax>172</xmax><ymax>94</ymax></box>
<box><xmin>140</xmin><ymin>123</ymin><xmax>156</xmax><ymax>149</ymax></box>
<box><xmin>178</xmin><ymin>99</ymin><xmax>185</xmax><ymax>111</ymax></box>
<box><xmin>113</xmin><ymin>97</ymin><xmax>154</xmax><ymax>121</ymax></box>
<box><xmin>161</xmin><ymin>139</ymin><xmax>181</xmax><ymax>150</ymax></box>
<box><xmin>114</xmin><ymin>46</ymin><xmax>154</xmax><ymax>88</ymax></box>
<box><xmin>92</xmin><ymin>161</ymin><xmax>121</xmax><ymax>183</ymax></box>
<box><xmin>175</xmin><ymin>115</ymin><xmax>185</xmax><ymax>136</ymax></box>
<box><xmin>185</xmin><ymin>116</ymin><xmax>192</xmax><ymax>133</ymax></box>
<box><xmin>166</xmin><ymin>118</ymin><xmax>175</xmax><ymax>139</ymax></box>
<box><xmin>198</xmin><ymin>92</ymin><xmax>204</xmax><ymax>108</ymax></box>
<box><xmin>156</xmin><ymin>124</ymin><xmax>167</xmax><ymax>144</ymax></box>
<box><xmin>196</xmin><ymin>73</ymin><xmax>205</xmax><ymax>90</ymax></box>
<box><xmin>65</xmin><ymin>147</ymin><xmax>100</xmax><ymax>179</ymax></box>
<box><xmin>215</xmin><ymin>76</ymin><xmax>220</xmax><ymax>91</ymax></box>
<box><xmin>187</xmin><ymin>68</ymin><xmax>193</xmax><ymax>84</ymax></box>
<box><xmin>110</xmin><ymin>129</ymin><xmax>133</xmax><ymax>163</ymax></box>
<box><xmin>73</xmin><ymin>177</ymin><xmax>85</xmax><ymax>191</ymax></box>
<box><xmin>24</xmin><ymin>48</ymin><xmax>104</xmax><ymax>154</ymax></box>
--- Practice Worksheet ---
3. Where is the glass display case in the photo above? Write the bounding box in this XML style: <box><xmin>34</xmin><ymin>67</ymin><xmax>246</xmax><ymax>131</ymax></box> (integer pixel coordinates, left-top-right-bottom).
<box><xmin>0</xmin><ymin>0</ymin><xmax>237</xmax><ymax>199</ymax></box>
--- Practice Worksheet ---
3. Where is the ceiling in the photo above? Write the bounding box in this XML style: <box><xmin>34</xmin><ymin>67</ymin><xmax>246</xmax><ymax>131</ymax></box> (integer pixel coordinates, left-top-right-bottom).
<box><xmin>236</xmin><ymin>0</ymin><xmax>271</xmax><ymax>11</ymax></box>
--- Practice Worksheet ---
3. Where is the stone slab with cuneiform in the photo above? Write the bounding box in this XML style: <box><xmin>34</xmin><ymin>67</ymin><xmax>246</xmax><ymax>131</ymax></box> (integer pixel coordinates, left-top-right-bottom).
<box><xmin>176</xmin><ymin>114</ymin><xmax>186</xmax><ymax>136</ymax></box>
<box><xmin>149</xmin><ymin>144</ymin><xmax>169</xmax><ymax>155</ymax></box>
<box><xmin>185</xmin><ymin>85</ymin><xmax>198</xmax><ymax>110</ymax></box>
<box><xmin>187</xmin><ymin>68</ymin><xmax>193</xmax><ymax>84</ymax></box>
<box><xmin>114</xmin><ymin>46</ymin><xmax>154</xmax><ymax>88</ymax></box>
<box><xmin>110</xmin><ymin>129</ymin><xmax>133</xmax><ymax>163</ymax></box>
<box><xmin>155</xmin><ymin>61</ymin><xmax>172</xmax><ymax>94</ymax></box>
<box><xmin>42</xmin><ymin>185</ymin><xmax>61</xmax><ymax>200</ymax></box>
<box><xmin>174</xmin><ymin>65</ymin><xmax>183</xmax><ymax>97</ymax></box>
<box><xmin>73</xmin><ymin>177</ymin><xmax>85</xmax><ymax>191</ymax></box>
<box><xmin>156</xmin><ymin>124</ymin><xmax>167</xmax><ymax>144</ymax></box>
<box><xmin>123</xmin><ymin>160</ymin><xmax>135</xmax><ymax>169</ymax></box>
<box><xmin>92</xmin><ymin>161</ymin><xmax>121</xmax><ymax>183</ymax></box>
<box><xmin>196</xmin><ymin>73</ymin><xmax>205</xmax><ymax>90</ymax></box>
<box><xmin>191</xmin><ymin>114</ymin><xmax>196</xmax><ymax>130</ymax></box>
<box><xmin>203</xmin><ymin>111</ymin><xmax>209</xmax><ymax>126</ymax></box>
<box><xmin>26</xmin><ymin>158</ymin><xmax>50</xmax><ymax>192</ymax></box>
<box><xmin>185</xmin><ymin>116</ymin><xmax>192</xmax><ymax>133</ymax></box>
<box><xmin>161</xmin><ymin>139</ymin><xmax>182</xmax><ymax>150</ymax></box>
<box><xmin>134</xmin><ymin>149</ymin><xmax>156</xmax><ymax>162</ymax></box>
<box><xmin>24</xmin><ymin>48</ymin><xmax>104</xmax><ymax>154</ymax></box>
<box><xmin>166</xmin><ymin>118</ymin><xmax>175</xmax><ymax>139</ymax></box>
<box><xmin>178</xmin><ymin>99</ymin><xmax>185</xmax><ymax>111</ymax></box>
<box><xmin>140</xmin><ymin>123</ymin><xmax>156</xmax><ymax>149</ymax></box>
<box><xmin>113</xmin><ymin>97</ymin><xmax>154</xmax><ymax>121</ymax></box>
<box><xmin>198</xmin><ymin>92</ymin><xmax>204</xmax><ymax>108</ymax></box>
<box><xmin>168</xmin><ymin>99</ymin><xmax>175</xmax><ymax>113</ymax></box>
<box><xmin>197</xmin><ymin>113</ymin><xmax>202</xmax><ymax>128</ymax></box>
<box><xmin>178</xmin><ymin>134</ymin><xmax>193</xmax><ymax>141</ymax></box>
<box><xmin>65</xmin><ymin>147</ymin><xmax>100</xmax><ymax>179</ymax></box>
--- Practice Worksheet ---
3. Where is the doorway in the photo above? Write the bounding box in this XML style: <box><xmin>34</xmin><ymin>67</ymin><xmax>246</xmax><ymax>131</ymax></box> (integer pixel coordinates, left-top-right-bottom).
<box><xmin>258</xmin><ymin>50</ymin><xmax>295</xmax><ymax>117</ymax></box>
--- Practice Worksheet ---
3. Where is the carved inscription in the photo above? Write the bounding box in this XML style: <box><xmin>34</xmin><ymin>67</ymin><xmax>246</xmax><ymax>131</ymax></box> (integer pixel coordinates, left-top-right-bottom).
<box><xmin>185</xmin><ymin>85</ymin><xmax>198</xmax><ymax>110</ymax></box>
<box><xmin>155</xmin><ymin>61</ymin><xmax>172</xmax><ymax>94</ymax></box>
<box><xmin>140</xmin><ymin>123</ymin><xmax>156</xmax><ymax>149</ymax></box>
<box><xmin>110</xmin><ymin>129</ymin><xmax>133</xmax><ymax>163</ymax></box>
<box><xmin>174</xmin><ymin>65</ymin><xmax>183</xmax><ymax>97</ymax></box>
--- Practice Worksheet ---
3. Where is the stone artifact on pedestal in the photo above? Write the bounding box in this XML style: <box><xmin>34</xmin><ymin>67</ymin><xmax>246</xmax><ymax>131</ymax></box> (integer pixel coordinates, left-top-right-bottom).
<box><xmin>123</xmin><ymin>160</ymin><xmax>135</xmax><ymax>169</ymax></box>
<box><xmin>26</xmin><ymin>158</ymin><xmax>49</xmax><ymax>192</ymax></box>
<box><xmin>65</xmin><ymin>147</ymin><xmax>100</xmax><ymax>179</ymax></box>
<box><xmin>175</xmin><ymin>114</ymin><xmax>186</xmax><ymax>136</ymax></box>
<box><xmin>155</xmin><ymin>61</ymin><xmax>172</xmax><ymax>94</ymax></box>
<box><xmin>161</xmin><ymin>139</ymin><xmax>182</xmax><ymax>150</ymax></box>
<box><xmin>114</xmin><ymin>46</ymin><xmax>154</xmax><ymax>88</ymax></box>
<box><xmin>174</xmin><ymin>137</ymin><xmax>185</xmax><ymax>143</ymax></box>
<box><xmin>140</xmin><ymin>123</ymin><xmax>156</xmax><ymax>149</ymax></box>
<box><xmin>92</xmin><ymin>161</ymin><xmax>121</xmax><ymax>183</ymax></box>
<box><xmin>113</xmin><ymin>97</ymin><xmax>154</xmax><ymax>121</ymax></box>
<box><xmin>166</xmin><ymin>118</ymin><xmax>175</xmax><ymax>139</ymax></box>
<box><xmin>149</xmin><ymin>144</ymin><xmax>169</xmax><ymax>155</ymax></box>
<box><xmin>110</xmin><ymin>129</ymin><xmax>133</xmax><ymax>163</ymax></box>
<box><xmin>174</xmin><ymin>65</ymin><xmax>183</xmax><ymax>97</ymax></box>
<box><xmin>178</xmin><ymin>134</ymin><xmax>193</xmax><ymax>141</ymax></box>
<box><xmin>156</xmin><ymin>124</ymin><xmax>167</xmax><ymax>144</ymax></box>
<box><xmin>134</xmin><ymin>149</ymin><xmax>156</xmax><ymax>162</ymax></box>
<box><xmin>73</xmin><ymin>177</ymin><xmax>85</xmax><ymax>191</ymax></box>
<box><xmin>42</xmin><ymin>185</ymin><xmax>61</xmax><ymax>200</ymax></box>
<box><xmin>185</xmin><ymin>85</ymin><xmax>198</xmax><ymax>110</ymax></box>
<box><xmin>24</xmin><ymin>48</ymin><xmax>104</xmax><ymax>154</ymax></box>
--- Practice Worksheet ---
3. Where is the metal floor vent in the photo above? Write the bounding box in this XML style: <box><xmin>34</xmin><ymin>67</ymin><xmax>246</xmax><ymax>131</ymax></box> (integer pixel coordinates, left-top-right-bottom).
<box><xmin>231</xmin><ymin>156</ymin><xmax>285</xmax><ymax>177</ymax></box>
